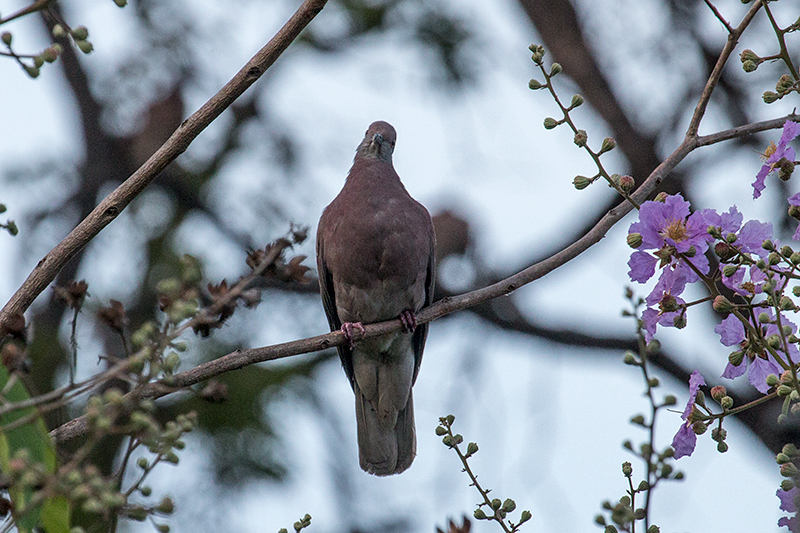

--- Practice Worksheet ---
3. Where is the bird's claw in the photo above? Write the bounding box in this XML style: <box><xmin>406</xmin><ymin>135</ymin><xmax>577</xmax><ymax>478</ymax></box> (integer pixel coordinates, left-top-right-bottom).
<box><xmin>399</xmin><ymin>309</ymin><xmax>417</xmax><ymax>333</ymax></box>
<box><xmin>341</xmin><ymin>322</ymin><xmax>366</xmax><ymax>348</ymax></box>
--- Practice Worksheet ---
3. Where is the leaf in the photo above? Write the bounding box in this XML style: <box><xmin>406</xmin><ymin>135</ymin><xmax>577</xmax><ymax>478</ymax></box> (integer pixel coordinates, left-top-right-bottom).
<box><xmin>0</xmin><ymin>364</ymin><xmax>70</xmax><ymax>531</ymax></box>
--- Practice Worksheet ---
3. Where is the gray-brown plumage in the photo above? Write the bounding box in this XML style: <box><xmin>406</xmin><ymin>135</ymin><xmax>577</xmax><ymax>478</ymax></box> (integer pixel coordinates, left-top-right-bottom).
<box><xmin>316</xmin><ymin>121</ymin><xmax>435</xmax><ymax>476</ymax></box>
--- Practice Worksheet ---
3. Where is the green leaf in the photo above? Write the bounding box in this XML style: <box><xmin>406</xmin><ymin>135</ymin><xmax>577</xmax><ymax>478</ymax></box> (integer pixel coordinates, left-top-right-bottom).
<box><xmin>0</xmin><ymin>364</ymin><xmax>70</xmax><ymax>531</ymax></box>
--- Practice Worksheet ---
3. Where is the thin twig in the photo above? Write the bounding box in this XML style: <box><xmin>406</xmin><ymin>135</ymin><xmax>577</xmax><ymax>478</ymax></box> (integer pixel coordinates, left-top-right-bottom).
<box><xmin>703</xmin><ymin>0</ymin><xmax>734</xmax><ymax>34</ymax></box>
<box><xmin>0</xmin><ymin>0</ymin><xmax>329</xmax><ymax>335</ymax></box>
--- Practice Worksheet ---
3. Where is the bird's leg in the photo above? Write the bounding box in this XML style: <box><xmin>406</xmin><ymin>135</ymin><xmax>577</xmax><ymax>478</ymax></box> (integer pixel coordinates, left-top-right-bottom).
<box><xmin>399</xmin><ymin>309</ymin><xmax>417</xmax><ymax>333</ymax></box>
<box><xmin>341</xmin><ymin>322</ymin><xmax>366</xmax><ymax>348</ymax></box>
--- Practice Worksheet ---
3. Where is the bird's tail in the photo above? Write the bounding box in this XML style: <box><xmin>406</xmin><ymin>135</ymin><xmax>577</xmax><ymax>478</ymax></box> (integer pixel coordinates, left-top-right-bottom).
<box><xmin>355</xmin><ymin>385</ymin><xmax>416</xmax><ymax>476</ymax></box>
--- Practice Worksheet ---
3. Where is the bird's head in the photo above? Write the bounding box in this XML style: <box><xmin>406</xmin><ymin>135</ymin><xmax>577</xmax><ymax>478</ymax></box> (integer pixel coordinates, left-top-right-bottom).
<box><xmin>356</xmin><ymin>121</ymin><xmax>397</xmax><ymax>163</ymax></box>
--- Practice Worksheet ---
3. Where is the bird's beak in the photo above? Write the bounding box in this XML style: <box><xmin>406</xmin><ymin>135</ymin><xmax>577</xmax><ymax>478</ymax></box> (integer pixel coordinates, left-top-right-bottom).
<box><xmin>371</xmin><ymin>133</ymin><xmax>384</xmax><ymax>147</ymax></box>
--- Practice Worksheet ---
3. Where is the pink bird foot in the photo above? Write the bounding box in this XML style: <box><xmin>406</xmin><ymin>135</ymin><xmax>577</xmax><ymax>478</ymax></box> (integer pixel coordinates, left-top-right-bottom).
<box><xmin>341</xmin><ymin>322</ymin><xmax>366</xmax><ymax>348</ymax></box>
<box><xmin>399</xmin><ymin>309</ymin><xmax>417</xmax><ymax>333</ymax></box>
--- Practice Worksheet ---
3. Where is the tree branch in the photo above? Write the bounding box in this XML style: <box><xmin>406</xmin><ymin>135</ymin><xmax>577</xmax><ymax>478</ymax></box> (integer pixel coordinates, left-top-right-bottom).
<box><xmin>0</xmin><ymin>0</ymin><xmax>328</xmax><ymax>334</ymax></box>
<box><xmin>50</xmin><ymin>113</ymin><xmax>799</xmax><ymax>445</ymax></box>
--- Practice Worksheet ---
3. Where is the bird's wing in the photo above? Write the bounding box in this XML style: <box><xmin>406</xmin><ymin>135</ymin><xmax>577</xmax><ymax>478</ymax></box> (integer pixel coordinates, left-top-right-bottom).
<box><xmin>316</xmin><ymin>218</ymin><xmax>356</xmax><ymax>389</ymax></box>
<box><xmin>412</xmin><ymin>222</ymin><xmax>436</xmax><ymax>385</ymax></box>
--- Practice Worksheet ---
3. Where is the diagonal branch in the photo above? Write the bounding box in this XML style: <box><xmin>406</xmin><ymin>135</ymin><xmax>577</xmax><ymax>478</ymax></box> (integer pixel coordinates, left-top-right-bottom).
<box><xmin>0</xmin><ymin>0</ymin><xmax>328</xmax><ymax>335</ymax></box>
<box><xmin>49</xmin><ymin>110</ymin><xmax>800</xmax><ymax>444</ymax></box>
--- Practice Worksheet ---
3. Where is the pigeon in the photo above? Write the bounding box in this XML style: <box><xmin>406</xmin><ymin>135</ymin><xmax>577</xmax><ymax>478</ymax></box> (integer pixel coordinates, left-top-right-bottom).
<box><xmin>316</xmin><ymin>121</ymin><xmax>435</xmax><ymax>475</ymax></box>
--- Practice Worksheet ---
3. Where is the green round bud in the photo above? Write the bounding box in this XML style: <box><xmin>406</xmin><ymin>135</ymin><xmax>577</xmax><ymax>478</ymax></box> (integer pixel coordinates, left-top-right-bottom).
<box><xmin>623</xmin><ymin>352</ymin><xmax>638</xmax><ymax>365</ymax></box>
<box><xmin>156</xmin><ymin>497</ymin><xmax>174</xmax><ymax>514</ymax></box>
<box><xmin>781</xmin><ymin>462</ymin><xmax>799</xmax><ymax>477</ymax></box>
<box><xmin>33</xmin><ymin>55</ymin><xmax>44</xmax><ymax>68</ymax></box>
<box><xmin>717</xmin><ymin>441</ymin><xmax>729</xmax><ymax>453</ymax></box>
<box><xmin>600</xmin><ymin>137</ymin><xmax>616</xmax><ymax>153</ymax></box>
<box><xmin>742</xmin><ymin>60</ymin><xmax>757</xmax><ymax>72</ymax></box>
<box><xmin>622</xmin><ymin>461</ymin><xmax>633</xmax><ymax>477</ymax></box>
<box><xmin>570</xmin><ymin>94</ymin><xmax>584</xmax><ymax>108</ymax></box>
<box><xmin>52</xmin><ymin>25</ymin><xmax>66</xmax><ymax>38</ymax></box>
<box><xmin>25</xmin><ymin>66</ymin><xmax>40</xmax><ymax>79</ymax></box>
<box><xmin>76</xmin><ymin>40</ymin><xmax>94</xmax><ymax>54</ymax></box>
<box><xmin>550</xmin><ymin>63</ymin><xmax>562</xmax><ymax>76</ymax></box>
<box><xmin>783</xmin><ymin>443</ymin><xmax>799</xmax><ymax>456</ymax></box>
<box><xmin>573</xmin><ymin>129</ymin><xmax>588</xmax><ymax>146</ymax></box>
<box><xmin>646</xmin><ymin>526</ymin><xmax>660</xmax><ymax>533</ymax></box>
<box><xmin>618</xmin><ymin>175</ymin><xmax>635</xmax><ymax>193</ymax></box>
<box><xmin>573</xmin><ymin>175</ymin><xmax>592</xmax><ymax>190</ymax></box>
<box><xmin>71</xmin><ymin>26</ymin><xmax>89</xmax><ymax>40</ymax></box>
<box><xmin>435</xmin><ymin>426</ymin><xmax>446</xmax><ymax>436</ymax></box>
<box><xmin>672</xmin><ymin>313</ymin><xmax>687</xmax><ymax>329</ymax></box>
<box><xmin>1</xmin><ymin>32</ymin><xmax>12</xmax><ymax>45</ymax></box>
<box><xmin>114</xmin><ymin>0</ymin><xmax>128</xmax><ymax>6</ymax></box>
<box><xmin>663</xmin><ymin>395</ymin><xmax>677</xmax><ymax>406</ymax></box>
<box><xmin>42</xmin><ymin>46</ymin><xmax>59</xmax><ymax>62</ymax></box>
<box><xmin>473</xmin><ymin>508</ymin><xmax>487</xmax><ymax>520</ymax></box>
<box><xmin>763</xmin><ymin>91</ymin><xmax>780</xmax><ymax>104</ymax></box>
<box><xmin>721</xmin><ymin>258</ymin><xmax>739</xmax><ymax>274</ymax></box>
<box><xmin>137</xmin><ymin>457</ymin><xmax>148</xmax><ymax>469</ymax></box>
<box><xmin>778</xmin><ymin>385</ymin><xmax>793</xmax><ymax>397</ymax></box>
<box><xmin>626</xmin><ymin>232</ymin><xmax>643</xmax><ymax>249</ymax></box>
<box><xmin>140</xmin><ymin>485</ymin><xmax>152</xmax><ymax>497</ymax></box>
<box><xmin>782</xmin><ymin>479</ymin><xmax>795</xmax><ymax>491</ymax></box>
<box><xmin>721</xmin><ymin>395</ymin><xmax>734</xmax><ymax>409</ymax></box>
<box><xmin>712</xmin><ymin>295</ymin><xmax>734</xmax><ymax>313</ymax></box>
<box><xmin>466</xmin><ymin>442</ymin><xmax>479</xmax><ymax>456</ymax></box>
<box><xmin>543</xmin><ymin>117</ymin><xmax>558</xmax><ymax>130</ymax></box>
<box><xmin>777</xmin><ymin>453</ymin><xmax>791</xmax><ymax>464</ymax></box>
<box><xmin>528</xmin><ymin>79</ymin><xmax>544</xmax><ymax>90</ymax></box>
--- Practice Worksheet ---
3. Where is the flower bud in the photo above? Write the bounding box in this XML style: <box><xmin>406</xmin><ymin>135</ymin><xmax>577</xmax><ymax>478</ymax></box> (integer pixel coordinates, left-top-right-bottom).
<box><xmin>790</xmin><ymin>205</ymin><xmax>800</xmax><ymax>220</ymax></box>
<box><xmin>721</xmin><ymin>396</ymin><xmax>734</xmax><ymax>409</ymax></box>
<box><xmin>778</xmin><ymin>385</ymin><xmax>793</xmax><ymax>397</ymax></box>
<box><xmin>711</xmin><ymin>427</ymin><xmax>727</xmax><ymax>442</ymax></box>
<box><xmin>784</xmin><ymin>443</ymin><xmax>799</xmax><ymax>456</ymax></box>
<box><xmin>52</xmin><ymin>24</ymin><xmax>66</xmax><ymax>38</ymax></box>
<box><xmin>763</xmin><ymin>91</ymin><xmax>780</xmax><ymax>104</ymax></box>
<box><xmin>626</xmin><ymin>232</ymin><xmax>642</xmax><ymax>248</ymax></box>
<box><xmin>574</xmin><ymin>129</ymin><xmax>588</xmax><ymax>146</ymax></box>
<box><xmin>570</xmin><ymin>94</ymin><xmax>584</xmax><ymax>108</ymax></box>
<box><xmin>740</xmin><ymin>49</ymin><xmax>760</xmax><ymax>62</ymax></box>
<box><xmin>528</xmin><ymin>78</ymin><xmax>544</xmax><ymax>90</ymax></box>
<box><xmin>543</xmin><ymin>117</ymin><xmax>558</xmax><ymax>130</ymax></box>
<box><xmin>767</xmin><ymin>374</ymin><xmax>780</xmax><ymax>387</ymax></box>
<box><xmin>1</xmin><ymin>32</ymin><xmax>11</xmax><ymax>45</ymax></box>
<box><xmin>721</xmin><ymin>264</ymin><xmax>738</xmax><ymax>278</ymax></box>
<box><xmin>550</xmin><ymin>62</ymin><xmax>562</xmax><ymax>76</ymax></box>
<box><xmin>710</xmin><ymin>385</ymin><xmax>727</xmax><ymax>402</ymax></box>
<box><xmin>742</xmin><ymin>60</ymin><xmax>757</xmax><ymax>72</ymax></box>
<box><xmin>763</xmin><ymin>239</ymin><xmax>776</xmax><ymax>251</ymax></box>
<box><xmin>777</xmin><ymin>74</ymin><xmax>795</xmax><ymax>94</ymax></box>
<box><xmin>71</xmin><ymin>26</ymin><xmax>89</xmax><ymax>40</ymax></box>
<box><xmin>600</xmin><ymin>137</ymin><xmax>617</xmax><ymax>154</ymax></box>
<box><xmin>663</xmin><ymin>395</ymin><xmax>677</xmax><ymax>406</ymax></box>
<box><xmin>778</xmin><ymin>158</ymin><xmax>795</xmax><ymax>181</ymax></box>
<box><xmin>76</xmin><ymin>40</ymin><xmax>93</xmax><ymax>54</ymax></box>
<box><xmin>712</xmin><ymin>295</ymin><xmax>734</xmax><ymax>313</ymax></box>
<box><xmin>466</xmin><ymin>442</ymin><xmax>479</xmax><ymax>456</ymax></box>
<box><xmin>691</xmin><ymin>421</ymin><xmax>707</xmax><ymax>435</ymax></box>
<box><xmin>782</xmin><ymin>479</ymin><xmax>796</xmax><ymax>492</ymax></box>
<box><xmin>777</xmin><ymin>453</ymin><xmax>792</xmax><ymax>464</ymax></box>
<box><xmin>654</xmin><ymin>192</ymin><xmax>668</xmax><ymax>203</ymax></box>
<box><xmin>781</xmin><ymin>462</ymin><xmax>800</xmax><ymax>477</ymax></box>
<box><xmin>622</xmin><ymin>462</ymin><xmax>633</xmax><ymax>476</ymax></box>
<box><xmin>618</xmin><ymin>175</ymin><xmax>635</xmax><ymax>193</ymax></box>
<box><xmin>717</xmin><ymin>441</ymin><xmax>728</xmax><ymax>453</ymax></box>
<box><xmin>672</xmin><ymin>313</ymin><xmax>686</xmax><ymax>329</ymax></box>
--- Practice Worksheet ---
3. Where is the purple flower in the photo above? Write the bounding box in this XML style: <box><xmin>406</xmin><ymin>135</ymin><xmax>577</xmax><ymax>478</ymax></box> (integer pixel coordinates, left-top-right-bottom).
<box><xmin>671</xmin><ymin>370</ymin><xmax>705</xmax><ymax>459</ymax></box>
<box><xmin>627</xmin><ymin>194</ymin><xmax>714</xmax><ymax>341</ymax></box>
<box><xmin>753</xmin><ymin>120</ymin><xmax>800</xmax><ymax>198</ymax></box>
<box><xmin>715</xmin><ymin>312</ymin><xmax>790</xmax><ymax>393</ymax></box>
<box><xmin>722</xmin><ymin>264</ymin><xmax>768</xmax><ymax>296</ymax></box>
<box><xmin>778</xmin><ymin>487</ymin><xmax>800</xmax><ymax>532</ymax></box>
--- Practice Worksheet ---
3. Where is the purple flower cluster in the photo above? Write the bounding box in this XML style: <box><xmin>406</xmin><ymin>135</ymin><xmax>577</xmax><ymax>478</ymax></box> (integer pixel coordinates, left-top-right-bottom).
<box><xmin>753</xmin><ymin>120</ymin><xmax>800</xmax><ymax>198</ymax></box>
<box><xmin>625</xmin><ymin>120</ymin><xmax>800</xmax><ymax>531</ymax></box>
<box><xmin>627</xmin><ymin>193</ymin><xmax>712</xmax><ymax>341</ymax></box>
<box><xmin>715</xmin><ymin>310</ymin><xmax>792</xmax><ymax>394</ymax></box>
